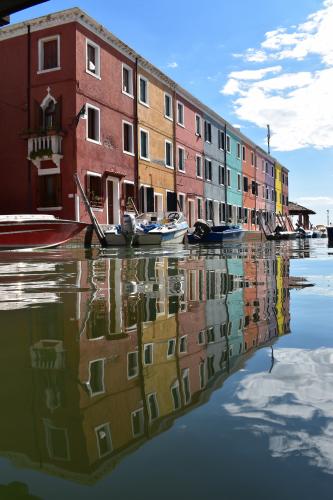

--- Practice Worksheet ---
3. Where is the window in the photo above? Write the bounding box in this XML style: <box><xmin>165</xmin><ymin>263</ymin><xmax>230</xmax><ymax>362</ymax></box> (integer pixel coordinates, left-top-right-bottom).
<box><xmin>171</xmin><ymin>382</ymin><xmax>181</xmax><ymax>410</ymax></box>
<box><xmin>123</xmin><ymin>121</ymin><xmax>134</xmax><ymax>154</ymax></box>
<box><xmin>127</xmin><ymin>351</ymin><xmax>138</xmax><ymax>379</ymax></box>
<box><xmin>204</xmin><ymin>121</ymin><xmax>212</xmax><ymax>142</ymax></box>
<box><xmin>227</xmin><ymin>168</ymin><xmax>231</xmax><ymax>187</ymax></box>
<box><xmin>243</xmin><ymin>176</ymin><xmax>248</xmax><ymax>192</ymax></box>
<box><xmin>139</xmin><ymin>75</ymin><xmax>149</xmax><ymax>105</ymax></box>
<box><xmin>167</xmin><ymin>338</ymin><xmax>176</xmax><ymax>357</ymax></box>
<box><xmin>144</xmin><ymin>343</ymin><xmax>153</xmax><ymax>365</ymax></box>
<box><xmin>218</xmin><ymin>130</ymin><xmax>225</xmax><ymax>150</ymax></box>
<box><xmin>177</xmin><ymin>102</ymin><xmax>184</xmax><ymax>126</ymax></box>
<box><xmin>238</xmin><ymin>206</ymin><xmax>242</xmax><ymax>222</ymax></box>
<box><xmin>38</xmin><ymin>174</ymin><xmax>61</xmax><ymax>208</ymax></box>
<box><xmin>86</xmin><ymin>173</ymin><xmax>103</xmax><ymax>208</ymax></box>
<box><xmin>179</xmin><ymin>335</ymin><xmax>187</xmax><ymax>353</ymax></box>
<box><xmin>265</xmin><ymin>161</ymin><xmax>269</xmax><ymax>173</ymax></box>
<box><xmin>178</xmin><ymin>193</ymin><xmax>185</xmax><ymax>212</ymax></box>
<box><xmin>266</xmin><ymin>186</ymin><xmax>269</xmax><ymax>200</ymax></box>
<box><xmin>219</xmin><ymin>165</ymin><xmax>225</xmax><ymax>185</ymax></box>
<box><xmin>86</xmin><ymin>104</ymin><xmax>100</xmax><ymax>143</ymax></box>
<box><xmin>205</xmin><ymin>159</ymin><xmax>212</xmax><ymax>181</ymax></box>
<box><xmin>86</xmin><ymin>39</ymin><xmax>100</xmax><ymax>77</ymax></box>
<box><xmin>226</xmin><ymin>135</ymin><xmax>231</xmax><ymax>153</ymax></box>
<box><xmin>197</xmin><ymin>197</ymin><xmax>203</xmax><ymax>219</ymax></box>
<box><xmin>88</xmin><ymin>359</ymin><xmax>105</xmax><ymax>396</ymax></box>
<box><xmin>251</xmin><ymin>151</ymin><xmax>254</xmax><ymax>166</ymax></box>
<box><xmin>165</xmin><ymin>140</ymin><xmax>173</xmax><ymax>168</ymax></box>
<box><xmin>206</xmin><ymin>199</ymin><xmax>214</xmax><ymax>221</ymax></box>
<box><xmin>237</xmin><ymin>142</ymin><xmax>241</xmax><ymax>159</ymax></box>
<box><xmin>38</xmin><ymin>36</ymin><xmax>60</xmax><ymax>72</ymax></box>
<box><xmin>244</xmin><ymin>208</ymin><xmax>248</xmax><ymax>223</ymax></box>
<box><xmin>219</xmin><ymin>202</ymin><xmax>226</xmax><ymax>222</ymax></box>
<box><xmin>242</xmin><ymin>145</ymin><xmax>246</xmax><ymax>161</ymax></box>
<box><xmin>251</xmin><ymin>180</ymin><xmax>256</xmax><ymax>196</ymax></box>
<box><xmin>195</xmin><ymin>114</ymin><xmax>202</xmax><ymax>135</ymax></box>
<box><xmin>178</xmin><ymin>146</ymin><xmax>185</xmax><ymax>172</ymax></box>
<box><xmin>272</xmin><ymin>189</ymin><xmax>275</xmax><ymax>201</ymax></box>
<box><xmin>122</xmin><ymin>64</ymin><xmax>133</xmax><ymax>96</ymax></box>
<box><xmin>198</xmin><ymin>330</ymin><xmax>205</xmax><ymax>344</ymax></box>
<box><xmin>262</xmin><ymin>159</ymin><xmax>265</xmax><ymax>172</ymax></box>
<box><xmin>271</xmin><ymin>165</ymin><xmax>274</xmax><ymax>177</ymax></box>
<box><xmin>44</xmin><ymin>421</ymin><xmax>69</xmax><ymax>461</ymax></box>
<box><xmin>164</xmin><ymin>93</ymin><xmax>173</xmax><ymax>119</ymax></box>
<box><xmin>132</xmin><ymin>408</ymin><xmax>144</xmax><ymax>437</ymax></box>
<box><xmin>147</xmin><ymin>393</ymin><xmax>159</xmax><ymax>421</ymax></box>
<box><xmin>196</xmin><ymin>155</ymin><xmax>202</xmax><ymax>178</ymax></box>
<box><xmin>95</xmin><ymin>423</ymin><xmax>112</xmax><ymax>457</ymax></box>
<box><xmin>140</xmin><ymin>129</ymin><xmax>149</xmax><ymax>160</ymax></box>
<box><xmin>182</xmin><ymin>368</ymin><xmax>191</xmax><ymax>404</ymax></box>
<box><xmin>237</xmin><ymin>173</ymin><xmax>241</xmax><ymax>190</ymax></box>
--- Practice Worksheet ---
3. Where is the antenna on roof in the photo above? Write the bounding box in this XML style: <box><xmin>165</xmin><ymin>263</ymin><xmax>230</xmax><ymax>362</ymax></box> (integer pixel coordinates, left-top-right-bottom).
<box><xmin>267</xmin><ymin>124</ymin><xmax>271</xmax><ymax>155</ymax></box>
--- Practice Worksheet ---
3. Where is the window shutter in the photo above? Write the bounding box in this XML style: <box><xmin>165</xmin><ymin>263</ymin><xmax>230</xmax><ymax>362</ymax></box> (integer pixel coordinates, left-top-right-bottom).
<box><xmin>146</xmin><ymin>187</ymin><xmax>154</xmax><ymax>212</ymax></box>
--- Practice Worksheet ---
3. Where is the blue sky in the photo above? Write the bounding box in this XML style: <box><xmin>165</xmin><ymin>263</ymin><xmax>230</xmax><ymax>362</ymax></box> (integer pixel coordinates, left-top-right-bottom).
<box><xmin>11</xmin><ymin>0</ymin><xmax>333</xmax><ymax>224</ymax></box>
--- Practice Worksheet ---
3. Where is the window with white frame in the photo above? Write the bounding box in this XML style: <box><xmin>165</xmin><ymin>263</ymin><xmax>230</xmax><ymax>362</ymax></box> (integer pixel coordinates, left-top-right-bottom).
<box><xmin>140</xmin><ymin>129</ymin><xmax>149</xmax><ymax>160</ymax></box>
<box><xmin>131</xmin><ymin>408</ymin><xmax>144</xmax><ymax>437</ymax></box>
<box><xmin>167</xmin><ymin>338</ymin><xmax>176</xmax><ymax>357</ymax></box>
<box><xmin>219</xmin><ymin>164</ymin><xmax>225</xmax><ymax>185</ymax></box>
<box><xmin>242</xmin><ymin>145</ymin><xmax>246</xmax><ymax>161</ymax></box>
<box><xmin>171</xmin><ymin>381</ymin><xmax>181</xmax><ymax>410</ymax></box>
<box><xmin>178</xmin><ymin>146</ymin><xmax>185</xmax><ymax>172</ymax></box>
<box><xmin>218</xmin><ymin>129</ymin><xmax>225</xmax><ymax>150</ymax></box>
<box><xmin>179</xmin><ymin>335</ymin><xmax>187</xmax><ymax>353</ymax></box>
<box><xmin>204</xmin><ymin>121</ymin><xmax>212</xmax><ymax>142</ymax></box>
<box><xmin>44</xmin><ymin>421</ymin><xmax>69</xmax><ymax>461</ymax></box>
<box><xmin>86</xmin><ymin>104</ymin><xmax>100</xmax><ymax>143</ymax></box>
<box><xmin>177</xmin><ymin>101</ymin><xmax>184</xmax><ymax>126</ymax></box>
<box><xmin>123</xmin><ymin>121</ymin><xmax>134</xmax><ymax>154</ymax></box>
<box><xmin>139</xmin><ymin>75</ymin><xmax>149</xmax><ymax>105</ymax></box>
<box><xmin>86</xmin><ymin>172</ymin><xmax>102</xmax><ymax>207</ymax></box>
<box><xmin>87</xmin><ymin>359</ymin><xmax>105</xmax><ymax>396</ymax></box>
<box><xmin>182</xmin><ymin>368</ymin><xmax>191</xmax><ymax>404</ymax></box>
<box><xmin>251</xmin><ymin>151</ymin><xmax>254</xmax><ymax>166</ymax></box>
<box><xmin>95</xmin><ymin>423</ymin><xmax>113</xmax><ymax>457</ymax></box>
<box><xmin>237</xmin><ymin>173</ymin><xmax>241</xmax><ymax>191</ymax></box>
<box><xmin>178</xmin><ymin>193</ymin><xmax>185</xmax><ymax>212</ymax></box>
<box><xmin>195</xmin><ymin>114</ymin><xmax>202</xmax><ymax>135</ymax></box>
<box><xmin>237</xmin><ymin>142</ymin><xmax>241</xmax><ymax>159</ymax></box>
<box><xmin>205</xmin><ymin>159</ymin><xmax>212</xmax><ymax>181</ymax></box>
<box><xmin>144</xmin><ymin>343</ymin><xmax>153</xmax><ymax>365</ymax></box>
<box><xmin>206</xmin><ymin>199</ymin><xmax>214</xmax><ymax>221</ymax></box>
<box><xmin>226</xmin><ymin>135</ymin><xmax>231</xmax><ymax>153</ymax></box>
<box><xmin>38</xmin><ymin>35</ymin><xmax>60</xmax><ymax>72</ymax></box>
<box><xmin>227</xmin><ymin>168</ymin><xmax>231</xmax><ymax>187</ymax></box>
<box><xmin>196</xmin><ymin>155</ymin><xmax>202</xmax><ymax>178</ymax></box>
<box><xmin>122</xmin><ymin>64</ymin><xmax>133</xmax><ymax>96</ymax></box>
<box><xmin>219</xmin><ymin>202</ymin><xmax>226</xmax><ymax>222</ymax></box>
<box><xmin>197</xmin><ymin>197</ymin><xmax>203</xmax><ymax>219</ymax></box>
<box><xmin>147</xmin><ymin>393</ymin><xmax>159</xmax><ymax>421</ymax></box>
<box><xmin>165</xmin><ymin>140</ymin><xmax>173</xmax><ymax>168</ymax></box>
<box><xmin>164</xmin><ymin>93</ymin><xmax>173</xmax><ymax>119</ymax></box>
<box><xmin>86</xmin><ymin>39</ymin><xmax>100</xmax><ymax>77</ymax></box>
<box><xmin>127</xmin><ymin>351</ymin><xmax>139</xmax><ymax>379</ymax></box>
<box><xmin>262</xmin><ymin>159</ymin><xmax>265</xmax><ymax>172</ymax></box>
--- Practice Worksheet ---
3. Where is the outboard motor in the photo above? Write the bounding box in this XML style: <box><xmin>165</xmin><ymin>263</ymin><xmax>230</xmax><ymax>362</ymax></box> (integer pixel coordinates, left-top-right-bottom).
<box><xmin>121</xmin><ymin>213</ymin><xmax>136</xmax><ymax>241</ymax></box>
<box><xmin>193</xmin><ymin>219</ymin><xmax>211</xmax><ymax>240</ymax></box>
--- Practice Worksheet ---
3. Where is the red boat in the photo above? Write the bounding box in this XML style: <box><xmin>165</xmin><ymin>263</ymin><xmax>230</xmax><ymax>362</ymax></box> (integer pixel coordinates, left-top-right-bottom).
<box><xmin>0</xmin><ymin>215</ymin><xmax>87</xmax><ymax>250</ymax></box>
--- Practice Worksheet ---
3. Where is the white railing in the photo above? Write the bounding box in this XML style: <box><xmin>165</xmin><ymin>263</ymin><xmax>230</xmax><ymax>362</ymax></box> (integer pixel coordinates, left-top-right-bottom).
<box><xmin>28</xmin><ymin>134</ymin><xmax>62</xmax><ymax>156</ymax></box>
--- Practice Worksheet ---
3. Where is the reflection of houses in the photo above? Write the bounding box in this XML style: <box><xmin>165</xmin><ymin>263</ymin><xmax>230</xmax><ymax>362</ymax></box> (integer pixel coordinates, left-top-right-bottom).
<box><xmin>0</xmin><ymin>250</ymin><xmax>291</xmax><ymax>486</ymax></box>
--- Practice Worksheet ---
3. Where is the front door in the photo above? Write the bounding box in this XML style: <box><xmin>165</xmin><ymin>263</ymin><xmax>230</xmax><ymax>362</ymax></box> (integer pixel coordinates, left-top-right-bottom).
<box><xmin>107</xmin><ymin>177</ymin><xmax>120</xmax><ymax>225</ymax></box>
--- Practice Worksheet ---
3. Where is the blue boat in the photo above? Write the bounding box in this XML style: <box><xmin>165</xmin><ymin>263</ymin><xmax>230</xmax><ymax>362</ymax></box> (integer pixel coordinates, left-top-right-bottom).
<box><xmin>188</xmin><ymin>220</ymin><xmax>244</xmax><ymax>244</ymax></box>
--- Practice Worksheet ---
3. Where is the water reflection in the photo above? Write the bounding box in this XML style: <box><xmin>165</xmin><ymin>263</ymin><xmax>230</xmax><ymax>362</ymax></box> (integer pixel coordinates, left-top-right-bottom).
<box><xmin>0</xmin><ymin>246</ymin><xmax>295</xmax><ymax>484</ymax></box>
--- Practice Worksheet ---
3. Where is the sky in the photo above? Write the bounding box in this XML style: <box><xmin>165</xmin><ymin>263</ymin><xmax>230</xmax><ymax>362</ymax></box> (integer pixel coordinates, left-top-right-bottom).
<box><xmin>11</xmin><ymin>0</ymin><xmax>333</xmax><ymax>224</ymax></box>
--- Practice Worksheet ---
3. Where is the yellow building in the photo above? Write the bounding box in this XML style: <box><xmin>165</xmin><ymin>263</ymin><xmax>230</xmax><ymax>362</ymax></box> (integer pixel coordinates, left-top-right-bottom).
<box><xmin>275</xmin><ymin>256</ymin><xmax>284</xmax><ymax>335</ymax></box>
<box><xmin>275</xmin><ymin>162</ymin><xmax>283</xmax><ymax>215</ymax></box>
<box><xmin>138</xmin><ymin>67</ymin><xmax>175</xmax><ymax>213</ymax></box>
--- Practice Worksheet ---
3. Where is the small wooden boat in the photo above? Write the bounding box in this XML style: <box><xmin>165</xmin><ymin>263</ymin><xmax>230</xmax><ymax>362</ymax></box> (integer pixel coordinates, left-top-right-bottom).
<box><xmin>188</xmin><ymin>220</ymin><xmax>244</xmax><ymax>244</ymax></box>
<box><xmin>0</xmin><ymin>214</ymin><xmax>87</xmax><ymax>250</ymax></box>
<box><xmin>266</xmin><ymin>230</ymin><xmax>297</xmax><ymax>240</ymax></box>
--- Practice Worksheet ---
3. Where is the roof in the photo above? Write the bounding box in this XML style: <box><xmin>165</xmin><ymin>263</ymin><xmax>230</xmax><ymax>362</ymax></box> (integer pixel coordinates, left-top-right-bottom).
<box><xmin>288</xmin><ymin>201</ymin><xmax>316</xmax><ymax>215</ymax></box>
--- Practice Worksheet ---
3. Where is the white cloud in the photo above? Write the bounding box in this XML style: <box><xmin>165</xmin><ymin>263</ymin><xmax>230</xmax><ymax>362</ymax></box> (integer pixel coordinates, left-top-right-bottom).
<box><xmin>167</xmin><ymin>62</ymin><xmax>178</xmax><ymax>68</ymax></box>
<box><xmin>223</xmin><ymin>0</ymin><xmax>333</xmax><ymax>151</ymax></box>
<box><xmin>224</xmin><ymin>348</ymin><xmax>333</xmax><ymax>475</ymax></box>
<box><xmin>297</xmin><ymin>196</ymin><xmax>333</xmax><ymax>205</ymax></box>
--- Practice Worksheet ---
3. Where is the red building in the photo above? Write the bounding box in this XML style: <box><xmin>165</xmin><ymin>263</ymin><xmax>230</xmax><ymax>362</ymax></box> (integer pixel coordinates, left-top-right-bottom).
<box><xmin>0</xmin><ymin>8</ymin><xmax>136</xmax><ymax>224</ymax></box>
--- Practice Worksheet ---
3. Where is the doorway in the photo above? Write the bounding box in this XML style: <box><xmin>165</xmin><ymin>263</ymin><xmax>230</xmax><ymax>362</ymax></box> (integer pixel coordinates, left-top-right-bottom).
<box><xmin>106</xmin><ymin>177</ymin><xmax>120</xmax><ymax>225</ymax></box>
<box><xmin>188</xmin><ymin>199</ymin><xmax>195</xmax><ymax>227</ymax></box>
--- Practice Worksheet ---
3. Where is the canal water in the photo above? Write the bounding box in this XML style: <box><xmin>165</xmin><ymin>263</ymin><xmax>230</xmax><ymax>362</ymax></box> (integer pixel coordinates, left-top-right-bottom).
<box><xmin>0</xmin><ymin>239</ymin><xmax>332</xmax><ymax>500</ymax></box>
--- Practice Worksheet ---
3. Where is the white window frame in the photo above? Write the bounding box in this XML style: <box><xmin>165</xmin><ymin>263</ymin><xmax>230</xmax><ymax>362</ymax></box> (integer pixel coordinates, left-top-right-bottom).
<box><xmin>86</xmin><ymin>103</ymin><xmax>101</xmax><ymax>144</ymax></box>
<box><xmin>205</xmin><ymin>121</ymin><xmax>212</xmax><ymax>143</ymax></box>
<box><xmin>226</xmin><ymin>135</ymin><xmax>231</xmax><ymax>153</ymax></box>
<box><xmin>178</xmin><ymin>146</ymin><xmax>185</xmax><ymax>172</ymax></box>
<box><xmin>251</xmin><ymin>151</ymin><xmax>254</xmax><ymax>166</ymax></box>
<box><xmin>197</xmin><ymin>197</ymin><xmax>203</xmax><ymax>219</ymax></box>
<box><xmin>179</xmin><ymin>335</ymin><xmax>187</xmax><ymax>353</ymax></box>
<box><xmin>147</xmin><ymin>393</ymin><xmax>159</xmax><ymax>421</ymax></box>
<box><xmin>237</xmin><ymin>142</ymin><xmax>241</xmax><ymax>159</ymax></box>
<box><xmin>205</xmin><ymin>158</ymin><xmax>212</xmax><ymax>182</ymax></box>
<box><xmin>139</xmin><ymin>128</ymin><xmax>150</xmax><ymax>160</ymax></box>
<box><xmin>131</xmin><ymin>408</ymin><xmax>144</xmax><ymax>437</ymax></box>
<box><xmin>127</xmin><ymin>351</ymin><xmax>139</xmax><ymax>379</ymax></box>
<box><xmin>227</xmin><ymin>168</ymin><xmax>231</xmax><ymax>187</ymax></box>
<box><xmin>165</xmin><ymin>139</ymin><xmax>174</xmax><ymax>168</ymax></box>
<box><xmin>167</xmin><ymin>338</ymin><xmax>176</xmax><ymax>358</ymax></box>
<box><xmin>86</xmin><ymin>358</ymin><xmax>105</xmax><ymax>396</ymax></box>
<box><xmin>122</xmin><ymin>63</ymin><xmax>134</xmax><ymax>97</ymax></box>
<box><xmin>219</xmin><ymin>164</ymin><xmax>225</xmax><ymax>185</ymax></box>
<box><xmin>139</xmin><ymin>75</ymin><xmax>149</xmax><ymax>106</ymax></box>
<box><xmin>242</xmin><ymin>145</ymin><xmax>246</xmax><ymax>161</ymax></box>
<box><xmin>86</xmin><ymin>38</ymin><xmax>101</xmax><ymax>79</ymax></box>
<box><xmin>195</xmin><ymin>114</ymin><xmax>202</xmax><ymax>136</ymax></box>
<box><xmin>95</xmin><ymin>422</ymin><xmax>113</xmax><ymax>458</ymax></box>
<box><xmin>218</xmin><ymin>130</ymin><xmax>225</xmax><ymax>150</ymax></box>
<box><xmin>237</xmin><ymin>173</ymin><xmax>241</xmax><ymax>191</ymax></box>
<box><xmin>143</xmin><ymin>343</ymin><xmax>153</xmax><ymax>365</ymax></box>
<box><xmin>178</xmin><ymin>192</ymin><xmax>186</xmax><ymax>213</ymax></box>
<box><xmin>177</xmin><ymin>101</ymin><xmax>185</xmax><ymax>127</ymax></box>
<box><xmin>38</xmin><ymin>35</ymin><xmax>60</xmax><ymax>74</ymax></box>
<box><xmin>122</xmin><ymin>120</ymin><xmax>134</xmax><ymax>155</ymax></box>
<box><xmin>164</xmin><ymin>92</ymin><xmax>173</xmax><ymax>120</ymax></box>
<box><xmin>196</xmin><ymin>154</ymin><xmax>203</xmax><ymax>179</ymax></box>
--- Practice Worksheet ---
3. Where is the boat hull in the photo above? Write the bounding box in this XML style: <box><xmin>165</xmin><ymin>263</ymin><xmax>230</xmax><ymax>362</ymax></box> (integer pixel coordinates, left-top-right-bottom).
<box><xmin>188</xmin><ymin>228</ymin><xmax>244</xmax><ymax>244</ymax></box>
<box><xmin>267</xmin><ymin>231</ymin><xmax>297</xmax><ymax>241</ymax></box>
<box><xmin>133</xmin><ymin>227</ymin><xmax>187</xmax><ymax>245</ymax></box>
<box><xmin>327</xmin><ymin>226</ymin><xmax>333</xmax><ymax>241</ymax></box>
<box><xmin>104</xmin><ymin>232</ymin><xmax>129</xmax><ymax>246</ymax></box>
<box><xmin>0</xmin><ymin>219</ymin><xmax>87</xmax><ymax>250</ymax></box>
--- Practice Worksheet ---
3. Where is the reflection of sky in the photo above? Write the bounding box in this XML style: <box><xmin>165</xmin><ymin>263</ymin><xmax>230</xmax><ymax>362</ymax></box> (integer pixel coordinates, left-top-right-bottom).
<box><xmin>224</xmin><ymin>348</ymin><xmax>333</xmax><ymax>475</ymax></box>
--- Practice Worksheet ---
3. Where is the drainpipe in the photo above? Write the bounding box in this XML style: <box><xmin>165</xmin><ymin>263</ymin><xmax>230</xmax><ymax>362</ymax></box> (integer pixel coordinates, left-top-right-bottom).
<box><xmin>27</xmin><ymin>24</ymin><xmax>32</xmax><ymax>211</ymax></box>
<box><xmin>172</xmin><ymin>86</ymin><xmax>177</xmax><ymax>197</ymax></box>
<box><xmin>134</xmin><ymin>57</ymin><xmax>140</xmax><ymax>210</ymax></box>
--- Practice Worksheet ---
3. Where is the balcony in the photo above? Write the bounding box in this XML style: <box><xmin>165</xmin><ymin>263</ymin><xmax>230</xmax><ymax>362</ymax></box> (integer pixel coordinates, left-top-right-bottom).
<box><xmin>27</xmin><ymin>133</ymin><xmax>63</xmax><ymax>171</ymax></box>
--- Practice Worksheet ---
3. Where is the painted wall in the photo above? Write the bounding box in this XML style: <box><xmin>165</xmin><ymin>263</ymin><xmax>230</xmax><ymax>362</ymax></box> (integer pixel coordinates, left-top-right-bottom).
<box><xmin>226</xmin><ymin>129</ymin><xmax>242</xmax><ymax>224</ymax></box>
<box><xmin>275</xmin><ymin>162</ymin><xmax>283</xmax><ymax>215</ymax></box>
<box><xmin>242</xmin><ymin>141</ymin><xmax>257</xmax><ymax>231</ymax></box>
